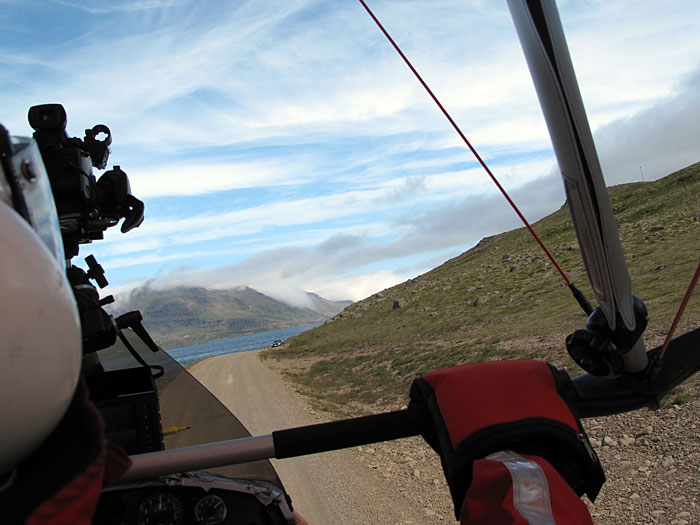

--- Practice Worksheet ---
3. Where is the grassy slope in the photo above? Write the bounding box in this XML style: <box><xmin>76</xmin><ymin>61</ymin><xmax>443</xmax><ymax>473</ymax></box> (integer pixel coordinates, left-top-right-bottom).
<box><xmin>268</xmin><ymin>163</ymin><xmax>700</xmax><ymax>415</ymax></box>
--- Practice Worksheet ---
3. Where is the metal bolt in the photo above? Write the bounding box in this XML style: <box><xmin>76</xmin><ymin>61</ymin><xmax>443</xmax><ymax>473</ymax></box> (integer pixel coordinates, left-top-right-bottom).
<box><xmin>20</xmin><ymin>160</ymin><xmax>37</xmax><ymax>182</ymax></box>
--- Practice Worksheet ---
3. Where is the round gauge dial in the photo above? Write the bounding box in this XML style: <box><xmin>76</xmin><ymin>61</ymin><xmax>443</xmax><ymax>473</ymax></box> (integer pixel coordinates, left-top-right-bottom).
<box><xmin>137</xmin><ymin>491</ymin><xmax>184</xmax><ymax>525</ymax></box>
<box><xmin>193</xmin><ymin>494</ymin><xmax>228</xmax><ymax>525</ymax></box>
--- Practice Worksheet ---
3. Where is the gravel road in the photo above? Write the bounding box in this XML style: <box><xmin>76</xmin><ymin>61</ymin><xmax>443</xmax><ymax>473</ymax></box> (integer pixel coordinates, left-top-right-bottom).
<box><xmin>188</xmin><ymin>349</ymin><xmax>447</xmax><ymax>524</ymax></box>
<box><xmin>188</xmin><ymin>349</ymin><xmax>700</xmax><ymax>524</ymax></box>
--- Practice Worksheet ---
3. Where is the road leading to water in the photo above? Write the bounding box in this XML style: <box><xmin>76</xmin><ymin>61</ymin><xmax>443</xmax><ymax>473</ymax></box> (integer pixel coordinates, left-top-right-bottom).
<box><xmin>188</xmin><ymin>350</ymin><xmax>432</xmax><ymax>525</ymax></box>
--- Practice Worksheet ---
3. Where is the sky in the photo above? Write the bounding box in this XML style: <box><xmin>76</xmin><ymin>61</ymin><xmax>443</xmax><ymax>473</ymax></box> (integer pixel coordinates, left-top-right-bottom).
<box><xmin>2</xmin><ymin>0</ymin><xmax>699</xmax><ymax>307</ymax></box>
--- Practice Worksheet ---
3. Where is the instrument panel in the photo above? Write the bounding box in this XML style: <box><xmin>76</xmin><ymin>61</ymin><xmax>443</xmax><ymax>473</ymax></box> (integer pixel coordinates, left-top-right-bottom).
<box><xmin>94</xmin><ymin>472</ymin><xmax>295</xmax><ymax>525</ymax></box>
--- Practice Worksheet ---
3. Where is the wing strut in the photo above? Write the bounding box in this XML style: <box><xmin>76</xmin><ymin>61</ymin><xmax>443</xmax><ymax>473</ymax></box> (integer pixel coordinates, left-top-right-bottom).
<box><xmin>507</xmin><ymin>0</ymin><xmax>648</xmax><ymax>375</ymax></box>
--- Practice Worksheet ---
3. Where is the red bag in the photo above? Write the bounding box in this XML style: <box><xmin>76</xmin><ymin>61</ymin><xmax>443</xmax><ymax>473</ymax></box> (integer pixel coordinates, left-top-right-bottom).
<box><xmin>408</xmin><ymin>360</ymin><xmax>604</xmax><ymax>520</ymax></box>
<box><xmin>463</xmin><ymin>451</ymin><xmax>594</xmax><ymax>524</ymax></box>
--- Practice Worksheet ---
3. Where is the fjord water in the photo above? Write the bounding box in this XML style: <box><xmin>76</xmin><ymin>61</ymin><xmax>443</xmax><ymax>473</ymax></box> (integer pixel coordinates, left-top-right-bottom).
<box><xmin>166</xmin><ymin>322</ymin><xmax>322</xmax><ymax>365</ymax></box>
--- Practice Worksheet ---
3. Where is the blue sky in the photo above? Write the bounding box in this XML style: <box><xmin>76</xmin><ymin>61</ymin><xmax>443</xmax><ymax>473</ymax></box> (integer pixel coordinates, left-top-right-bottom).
<box><xmin>2</xmin><ymin>1</ymin><xmax>699</xmax><ymax>306</ymax></box>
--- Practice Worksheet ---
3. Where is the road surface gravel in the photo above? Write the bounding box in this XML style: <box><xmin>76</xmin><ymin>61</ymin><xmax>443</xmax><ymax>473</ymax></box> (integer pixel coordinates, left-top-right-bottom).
<box><xmin>188</xmin><ymin>347</ymin><xmax>700</xmax><ymax>525</ymax></box>
<box><xmin>188</xmin><ymin>349</ymin><xmax>446</xmax><ymax>524</ymax></box>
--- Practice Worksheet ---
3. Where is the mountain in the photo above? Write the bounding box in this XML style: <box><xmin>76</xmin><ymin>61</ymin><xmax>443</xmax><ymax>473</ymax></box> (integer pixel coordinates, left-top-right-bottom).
<box><xmin>271</xmin><ymin>162</ymin><xmax>700</xmax><ymax>416</ymax></box>
<box><xmin>117</xmin><ymin>286</ymin><xmax>351</xmax><ymax>349</ymax></box>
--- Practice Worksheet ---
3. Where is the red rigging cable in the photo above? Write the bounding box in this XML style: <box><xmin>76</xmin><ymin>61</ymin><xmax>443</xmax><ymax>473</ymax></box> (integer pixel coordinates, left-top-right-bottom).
<box><xmin>357</xmin><ymin>0</ymin><xmax>594</xmax><ymax>315</ymax></box>
<box><xmin>659</xmin><ymin>259</ymin><xmax>700</xmax><ymax>360</ymax></box>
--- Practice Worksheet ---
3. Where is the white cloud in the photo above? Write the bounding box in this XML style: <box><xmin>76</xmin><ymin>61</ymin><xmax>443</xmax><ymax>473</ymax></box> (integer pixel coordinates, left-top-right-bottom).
<box><xmin>101</xmin><ymin>249</ymin><xmax>217</xmax><ymax>270</ymax></box>
<box><xmin>89</xmin><ymin>152</ymin><xmax>554</xmax><ymax>264</ymax></box>
<box><xmin>309</xmin><ymin>270</ymin><xmax>407</xmax><ymax>302</ymax></box>
<box><xmin>129</xmin><ymin>160</ymin><xmax>309</xmax><ymax>198</ymax></box>
<box><xmin>53</xmin><ymin>0</ymin><xmax>188</xmax><ymax>14</ymax></box>
<box><xmin>5</xmin><ymin>0</ymin><xmax>700</xmax><ymax>306</ymax></box>
<box><xmin>595</xmin><ymin>67</ymin><xmax>700</xmax><ymax>184</ymax></box>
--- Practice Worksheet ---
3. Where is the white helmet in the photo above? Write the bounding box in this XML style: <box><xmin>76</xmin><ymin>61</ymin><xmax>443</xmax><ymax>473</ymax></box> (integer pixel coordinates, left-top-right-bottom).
<box><xmin>0</xmin><ymin>132</ymin><xmax>82</xmax><ymax>476</ymax></box>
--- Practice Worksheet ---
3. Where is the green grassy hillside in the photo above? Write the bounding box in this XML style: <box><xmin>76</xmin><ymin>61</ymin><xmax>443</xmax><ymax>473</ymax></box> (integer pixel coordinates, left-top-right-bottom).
<box><xmin>268</xmin><ymin>163</ymin><xmax>700</xmax><ymax>415</ymax></box>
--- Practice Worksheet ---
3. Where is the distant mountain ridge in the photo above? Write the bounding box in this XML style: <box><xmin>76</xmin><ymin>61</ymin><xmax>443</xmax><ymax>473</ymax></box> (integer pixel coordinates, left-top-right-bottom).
<box><xmin>118</xmin><ymin>286</ymin><xmax>351</xmax><ymax>349</ymax></box>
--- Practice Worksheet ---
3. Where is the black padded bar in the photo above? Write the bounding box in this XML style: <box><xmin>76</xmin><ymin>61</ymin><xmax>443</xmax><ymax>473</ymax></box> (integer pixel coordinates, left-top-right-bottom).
<box><xmin>273</xmin><ymin>329</ymin><xmax>700</xmax><ymax>459</ymax></box>
<box><xmin>272</xmin><ymin>409</ymin><xmax>419</xmax><ymax>459</ymax></box>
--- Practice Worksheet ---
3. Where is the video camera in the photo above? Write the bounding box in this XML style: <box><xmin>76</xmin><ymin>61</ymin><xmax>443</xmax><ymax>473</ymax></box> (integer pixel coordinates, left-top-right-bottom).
<box><xmin>28</xmin><ymin>103</ymin><xmax>144</xmax><ymax>260</ymax></box>
<box><xmin>26</xmin><ymin>104</ymin><xmax>156</xmax><ymax>355</ymax></box>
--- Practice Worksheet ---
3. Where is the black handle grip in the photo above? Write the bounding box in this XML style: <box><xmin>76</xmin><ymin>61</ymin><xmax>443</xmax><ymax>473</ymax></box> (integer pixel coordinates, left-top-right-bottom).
<box><xmin>272</xmin><ymin>409</ymin><xmax>419</xmax><ymax>459</ymax></box>
<box><xmin>271</xmin><ymin>328</ymin><xmax>700</xmax><ymax>459</ymax></box>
